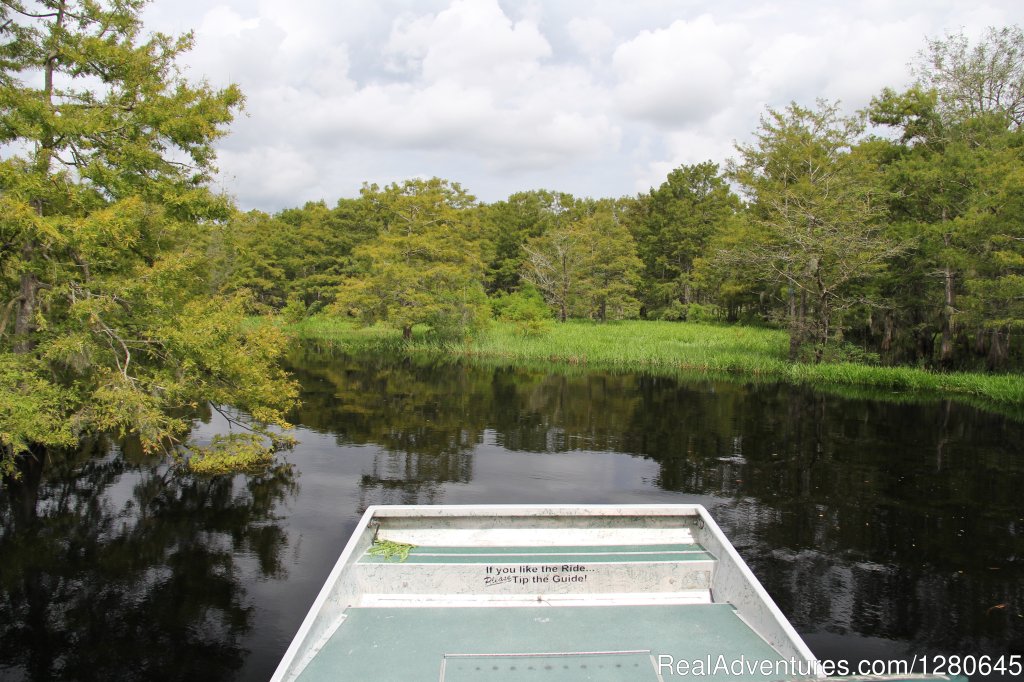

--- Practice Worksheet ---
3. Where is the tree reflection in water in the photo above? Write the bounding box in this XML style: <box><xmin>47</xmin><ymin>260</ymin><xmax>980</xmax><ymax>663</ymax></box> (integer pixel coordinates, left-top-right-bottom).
<box><xmin>286</xmin><ymin>343</ymin><xmax>1024</xmax><ymax>668</ymax></box>
<box><xmin>3</xmin><ymin>343</ymin><xmax>1023</xmax><ymax>680</ymax></box>
<box><xmin>0</xmin><ymin>438</ymin><xmax>296</xmax><ymax>682</ymax></box>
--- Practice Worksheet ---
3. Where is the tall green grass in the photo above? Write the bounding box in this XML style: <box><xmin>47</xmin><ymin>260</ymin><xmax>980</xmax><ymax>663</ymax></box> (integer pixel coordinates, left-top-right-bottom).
<box><xmin>277</xmin><ymin>316</ymin><xmax>1024</xmax><ymax>409</ymax></box>
<box><xmin>462</xmin><ymin>319</ymin><xmax>790</xmax><ymax>373</ymax></box>
<box><xmin>283</xmin><ymin>317</ymin><xmax>408</xmax><ymax>353</ymax></box>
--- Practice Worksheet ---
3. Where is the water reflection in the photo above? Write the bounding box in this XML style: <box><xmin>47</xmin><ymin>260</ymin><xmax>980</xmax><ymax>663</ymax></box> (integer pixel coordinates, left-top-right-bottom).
<box><xmin>0</xmin><ymin>439</ymin><xmax>296</xmax><ymax>681</ymax></box>
<box><xmin>286</xmin><ymin>343</ymin><xmax>1024</xmax><ymax>669</ymax></box>
<box><xmin>2</xmin><ymin>343</ymin><xmax>1022</xmax><ymax>681</ymax></box>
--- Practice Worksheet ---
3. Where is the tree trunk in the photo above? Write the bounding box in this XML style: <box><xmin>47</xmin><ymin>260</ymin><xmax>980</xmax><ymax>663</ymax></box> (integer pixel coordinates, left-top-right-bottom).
<box><xmin>14</xmin><ymin>3</ymin><xmax>66</xmax><ymax>356</ymax></box>
<box><xmin>13</xmin><ymin>262</ymin><xmax>39</xmax><ymax>354</ymax></box>
<box><xmin>815</xmin><ymin>289</ymin><xmax>830</xmax><ymax>364</ymax></box>
<box><xmin>881</xmin><ymin>310</ymin><xmax>894</xmax><ymax>353</ymax></box>
<box><xmin>987</xmin><ymin>328</ymin><xmax>1008</xmax><ymax>371</ymax></box>
<box><xmin>940</xmin><ymin>265</ymin><xmax>955</xmax><ymax>366</ymax></box>
<box><xmin>916</xmin><ymin>328</ymin><xmax>934</xmax><ymax>363</ymax></box>
<box><xmin>973</xmin><ymin>328</ymin><xmax>987</xmax><ymax>355</ymax></box>
<box><xmin>402</xmin><ymin>325</ymin><xmax>412</xmax><ymax>341</ymax></box>
<box><xmin>787</xmin><ymin>285</ymin><xmax>799</xmax><ymax>361</ymax></box>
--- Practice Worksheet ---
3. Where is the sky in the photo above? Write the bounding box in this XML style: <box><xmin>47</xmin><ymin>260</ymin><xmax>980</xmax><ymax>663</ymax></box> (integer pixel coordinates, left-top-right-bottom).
<box><xmin>141</xmin><ymin>0</ymin><xmax>1024</xmax><ymax>212</ymax></box>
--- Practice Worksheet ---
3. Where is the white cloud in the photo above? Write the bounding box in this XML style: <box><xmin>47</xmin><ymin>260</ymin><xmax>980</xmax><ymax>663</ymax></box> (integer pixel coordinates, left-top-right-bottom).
<box><xmin>197</xmin><ymin>5</ymin><xmax>259</xmax><ymax>37</ymax></box>
<box><xmin>612</xmin><ymin>15</ymin><xmax>750</xmax><ymax>127</ymax></box>
<box><xmin>235</xmin><ymin>0</ymin><xmax>621</xmax><ymax>177</ymax></box>
<box><xmin>139</xmin><ymin>0</ymin><xmax>1024</xmax><ymax>210</ymax></box>
<box><xmin>745</xmin><ymin>17</ymin><xmax>924</xmax><ymax>110</ymax></box>
<box><xmin>217</xmin><ymin>145</ymin><xmax>320</xmax><ymax>209</ymax></box>
<box><xmin>567</xmin><ymin>16</ymin><xmax>616</xmax><ymax>64</ymax></box>
<box><xmin>181</xmin><ymin>7</ymin><xmax>286</xmax><ymax>87</ymax></box>
<box><xmin>387</xmin><ymin>0</ymin><xmax>552</xmax><ymax>87</ymax></box>
<box><xmin>633</xmin><ymin>126</ymin><xmax>739</xmax><ymax>195</ymax></box>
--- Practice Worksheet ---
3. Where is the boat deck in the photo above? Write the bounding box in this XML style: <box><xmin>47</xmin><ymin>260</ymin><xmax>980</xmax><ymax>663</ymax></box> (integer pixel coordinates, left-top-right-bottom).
<box><xmin>294</xmin><ymin>603</ymin><xmax>789</xmax><ymax>681</ymax></box>
<box><xmin>275</xmin><ymin>505</ymin><xmax>968</xmax><ymax>682</ymax></box>
<box><xmin>275</xmin><ymin>506</ymin><xmax>823</xmax><ymax>682</ymax></box>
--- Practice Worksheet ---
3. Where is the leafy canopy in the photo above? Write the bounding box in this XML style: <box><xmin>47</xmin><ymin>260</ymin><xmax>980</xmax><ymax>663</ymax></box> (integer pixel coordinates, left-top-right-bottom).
<box><xmin>0</xmin><ymin>0</ymin><xmax>297</xmax><ymax>474</ymax></box>
<box><xmin>332</xmin><ymin>178</ymin><xmax>490</xmax><ymax>341</ymax></box>
<box><xmin>722</xmin><ymin>100</ymin><xmax>901</xmax><ymax>361</ymax></box>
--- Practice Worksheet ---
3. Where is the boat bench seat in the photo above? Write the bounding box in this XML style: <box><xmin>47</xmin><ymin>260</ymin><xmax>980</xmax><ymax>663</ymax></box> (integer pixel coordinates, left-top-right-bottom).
<box><xmin>360</xmin><ymin>543</ymin><xmax>715</xmax><ymax>564</ymax></box>
<box><xmin>354</xmin><ymin>542</ymin><xmax>717</xmax><ymax>595</ymax></box>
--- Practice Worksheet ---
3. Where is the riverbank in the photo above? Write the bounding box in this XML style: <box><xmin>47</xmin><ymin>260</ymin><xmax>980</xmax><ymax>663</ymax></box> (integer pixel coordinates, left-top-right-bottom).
<box><xmin>282</xmin><ymin>316</ymin><xmax>1024</xmax><ymax>408</ymax></box>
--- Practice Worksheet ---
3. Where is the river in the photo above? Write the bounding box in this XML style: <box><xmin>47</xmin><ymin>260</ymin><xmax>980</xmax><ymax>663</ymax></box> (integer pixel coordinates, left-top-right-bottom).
<box><xmin>1</xmin><ymin>342</ymin><xmax>1021</xmax><ymax>680</ymax></box>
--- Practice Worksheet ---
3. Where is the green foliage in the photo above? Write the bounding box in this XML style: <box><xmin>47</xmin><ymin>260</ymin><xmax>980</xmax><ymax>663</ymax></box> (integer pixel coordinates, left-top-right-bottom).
<box><xmin>0</xmin><ymin>353</ymin><xmax>74</xmax><ymax>476</ymax></box>
<box><xmin>368</xmin><ymin>539</ymin><xmax>416</xmax><ymax>562</ymax></box>
<box><xmin>0</xmin><ymin>1</ymin><xmax>297</xmax><ymax>473</ymax></box>
<box><xmin>657</xmin><ymin>301</ymin><xmax>721</xmax><ymax>323</ymax></box>
<box><xmin>479</xmin><ymin>190</ymin><xmax>576</xmax><ymax>294</ymax></box>
<box><xmin>578</xmin><ymin>202</ymin><xmax>644</xmax><ymax>321</ymax></box>
<box><xmin>912</xmin><ymin>26</ymin><xmax>1024</xmax><ymax>128</ymax></box>
<box><xmin>423</xmin><ymin>283</ymin><xmax>492</xmax><ymax>343</ymax></box>
<box><xmin>868</xmin><ymin>28</ymin><xmax>1024</xmax><ymax>369</ymax></box>
<box><xmin>194</xmin><ymin>24</ymin><xmax>1024</xmax><ymax>375</ymax></box>
<box><xmin>796</xmin><ymin>342</ymin><xmax>881</xmax><ymax>366</ymax></box>
<box><xmin>184</xmin><ymin>433</ymin><xmax>275</xmax><ymax>475</ymax></box>
<box><xmin>211</xmin><ymin>199</ymin><xmax>376</xmax><ymax>312</ymax></box>
<box><xmin>332</xmin><ymin>178</ymin><xmax>490</xmax><ymax>341</ymax></box>
<box><xmin>522</xmin><ymin>199</ymin><xmax>642</xmax><ymax>322</ymax></box>
<box><xmin>628</xmin><ymin>162</ymin><xmax>741</xmax><ymax>317</ymax></box>
<box><xmin>209</xmin><ymin>211</ymin><xmax>291</xmax><ymax>312</ymax></box>
<box><xmin>289</xmin><ymin>317</ymin><xmax>1024</xmax><ymax>408</ymax></box>
<box><xmin>281</xmin><ymin>293</ymin><xmax>309</xmax><ymax>324</ymax></box>
<box><xmin>1</xmin><ymin>3</ymin><xmax>1018</xmax><ymax>487</ymax></box>
<box><xmin>490</xmin><ymin>284</ymin><xmax>552</xmax><ymax>336</ymax></box>
<box><xmin>721</xmin><ymin>100</ymin><xmax>902</xmax><ymax>362</ymax></box>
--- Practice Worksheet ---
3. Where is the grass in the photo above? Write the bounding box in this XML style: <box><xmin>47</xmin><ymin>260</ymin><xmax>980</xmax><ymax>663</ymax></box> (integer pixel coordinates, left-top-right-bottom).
<box><xmin>464</xmin><ymin>319</ymin><xmax>790</xmax><ymax>371</ymax></box>
<box><xmin>278</xmin><ymin>316</ymin><xmax>1024</xmax><ymax>409</ymax></box>
<box><xmin>285</xmin><ymin>317</ymin><xmax>410</xmax><ymax>353</ymax></box>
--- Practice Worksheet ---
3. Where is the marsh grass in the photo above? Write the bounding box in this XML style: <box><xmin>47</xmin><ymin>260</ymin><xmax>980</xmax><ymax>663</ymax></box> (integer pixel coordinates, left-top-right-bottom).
<box><xmin>285</xmin><ymin>317</ymin><xmax>408</xmax><ymax>352</ymax></box>
<box><xmin>461</xmin><ymin>319</ymin><xmax>790</xmax><ymax>371</ymax></box>
<box><xmin>276</xmin><ymin>316</ymin><xmax>1024</xmax><ymax>409</ymax></box>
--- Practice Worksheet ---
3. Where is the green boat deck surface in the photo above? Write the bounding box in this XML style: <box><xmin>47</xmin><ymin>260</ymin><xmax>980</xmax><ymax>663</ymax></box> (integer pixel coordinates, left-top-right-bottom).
<box><xmin>294</xmin><ymin>603</ymin><xmax>791</xmax><ymax>681</ymax></box>
<box><xmin>361</xmin><ymin>543</ymin><xmax>715</xmax><ymax>564</ymax></box>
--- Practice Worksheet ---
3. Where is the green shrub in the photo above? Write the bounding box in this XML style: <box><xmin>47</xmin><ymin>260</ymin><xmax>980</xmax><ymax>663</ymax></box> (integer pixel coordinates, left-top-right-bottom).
<box><xmin>490</xmin><ymin>285</ymin><xmax>552</xmax><ymax>336</ymax></box>
<box><xmin>657</xmin><ymin>301</ymin><xmax>720</xmax><ymax>323</ymax></box>
<box><xmin>425</xmin><ymin>287</ymin><xmax>493</xmax><ymax>343</ymax></box>
<box><xmin>683</xmin><ymin>303</ymin><xmax>720</xmax><ymax>323</ymax></box>
<box><xmin>281</xmin><ymin>294</ymin><xmax>309</xmax><ymax>323</ymax></box>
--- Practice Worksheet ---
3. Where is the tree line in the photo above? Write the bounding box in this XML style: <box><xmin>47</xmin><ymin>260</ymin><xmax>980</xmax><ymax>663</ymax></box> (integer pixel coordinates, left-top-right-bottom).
<box><xmin>1</xmin><ymin>1</ymin><xmax>1022</xmax><ymax>475</ymax></box>
<box><xmin>214</xmin><ymin>26</ymin><xmax>1024</xmax><ymax>371</ymax></box>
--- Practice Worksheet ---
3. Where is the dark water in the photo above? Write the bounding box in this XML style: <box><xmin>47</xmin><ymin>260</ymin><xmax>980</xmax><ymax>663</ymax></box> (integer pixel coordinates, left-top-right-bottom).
<box><xmin>1</xmin><ymin>342</ymin><xmax>1022</xmax><ymax>681</ymax></box>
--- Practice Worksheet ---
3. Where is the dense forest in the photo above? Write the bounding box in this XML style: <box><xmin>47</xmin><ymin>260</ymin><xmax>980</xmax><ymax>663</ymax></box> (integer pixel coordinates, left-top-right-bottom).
<box><xmin>1</xmin><ymin>0</ymin><xmax>1022</xmax><ymax>473</ymax></box>
<box><xmin>214</xmin><ymin>28</ymin><xmax>1024</xmax><ymax>372</ymax></box>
